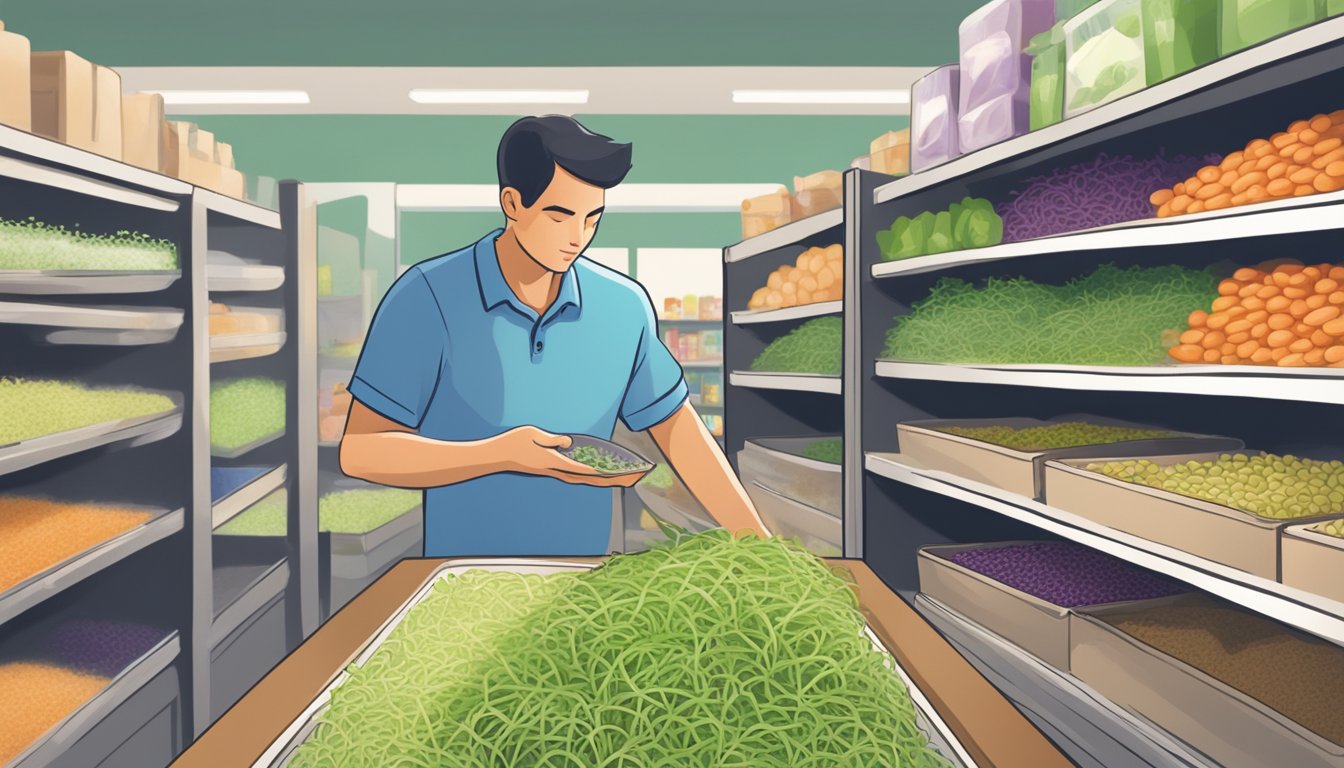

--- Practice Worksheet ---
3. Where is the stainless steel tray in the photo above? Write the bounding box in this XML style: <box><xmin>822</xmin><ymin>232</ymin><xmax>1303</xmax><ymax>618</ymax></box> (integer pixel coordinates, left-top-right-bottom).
<box><xmin>0</xmin><ymin>398</ymin><xmax>183</xmax><ymax>477</ymax></box>
<box><xmin>0</xmin><ymin>270</ymin><xmax>181</xmax><ymax>295</ymax></box>
<box><xmin>0</xmin><ymin>301</ymin><xmax>183</xmax><ymax>346</ymax></box>
<box><xmin>255</xmin><ymin>558</ymin><xmax>974</xmax><ymax>768</ymax></box>
<box><xmin>211</xmin><ymin>428</ymin><xmax>286</xmax><ymax>460</ymax></box>
<box><xmin>210</xmin><ymin>331</ymin><xmax>287</xmax><ymax>363</ymax></box>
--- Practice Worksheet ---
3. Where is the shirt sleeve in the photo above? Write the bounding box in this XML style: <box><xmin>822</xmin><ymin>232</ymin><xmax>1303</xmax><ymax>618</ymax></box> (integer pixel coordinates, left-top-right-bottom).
<box><xmin>620</xmin><ymin>292</ymin><xmax>689</xmax><ymax>432</ymax></box>
<box><xmin>347</xmin><ymin>268</ymin><xmax>447</xmax><ymax>429</ymax></box>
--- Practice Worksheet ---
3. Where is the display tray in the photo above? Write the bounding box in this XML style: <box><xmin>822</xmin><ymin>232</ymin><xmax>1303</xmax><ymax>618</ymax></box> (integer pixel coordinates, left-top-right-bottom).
<box><xmin>730</xmin><ymin>300</ymin><xmax>842</xmax><ymax>325</ymax></box>
<box><xmin>256</xmin><ymin>558</ymin><xmax>972</xmax><ymax>768</ymax></box>
<box><xmin>212</xmin><ymin>465</ymin><xmax>288</xmax><ymax>530</ymax></box>
<box><xmin>211</xmin><ymin>558</ymin><xmax>291</xmax><ymax>648</ymax></box>
<box><xmin>744</xmin><ymin>480</ymin><xmax>841</xmax><ymax>557</ymax></box>
<box><xmin>211</xmin><ymin>428</ymin><xmax>287</xmax><ymax>460</ymax></box>
<box><xmin>738</xmin><ymin>435</ymin><xmax>841</xmax><ymax>515</ymax></box>
<box><xmin>633</xmin><ymin>483</ymin><xmax>717</xmax><ymax>533</ymax></box>
<box><xmin>0</xmin><ymin>270</ymin><xmax>181</xmax><ymax>295</ymax></box>
<box><xmin>328</xmin><ymin>506</ymin><xmax>422</xmax><ymax>557</ymax></box>
<box><xmin>559</xmin><ymin>434</ymin><xmax>653</xmax><ymax>484</ymax></box>
<box><xmin>210</xmin><ymin>332</ymin><xmax>288</xmax><ymax>363</ymax></box>
<box><xmin>0</xmin><ymin>399</ymin><xmax>184</xmax><ymax>477</ymax></box>
<box><xmin>207</xmin><ymin>251</ymin><xmax>285</xmax><ymax>293</ymax></box>
<box><xmin>0</xmin><ymin>302</ymin><xmax>183</xmax><ymax>346</ymax></box>
<box><xmin>8</xmin><ymin>633</ymin><xmax>180</xmax><ymax>768</ymax></box>
<box><xmin>896</xmin><ymin>417</ymin><xmax>1243</xmax><ymax>501</ymax></box>
<box><xmin>728</xmin><ymin>371</ymin><xmax>843</xmax><ymax>394</ymax></box>
<box><xmin>918</xmin><ymin>542</ymin><xmax>1072</xmax><ymax>671</ymax></box>
<box><xmin>1045</xmin><ymin>452</ymin><xmax>1343</xmax><ymax>579</ymax></box>
<box><xmin>0</xmin><ymin>507</ymin><xmax>184</xmax><ymax>628</ymax></box>
<box><xmin>1279</xmin><ymin>523</ymin><xmax>1344</xmax><ymax>610</ymax></box>
<box><xmin>1071</xmin><ymin>596</ymin><xmax>1344</xmax><ymax>768</ymax></box>
<box><xmin>915</xmin><ymin>594</ymin><xmax>1220</xmax><ymax>768</ymax></box>
<box><xmin>329</xmin><ymin>518</ymin><xmax>423</xmax><ymax>581</ymax></box>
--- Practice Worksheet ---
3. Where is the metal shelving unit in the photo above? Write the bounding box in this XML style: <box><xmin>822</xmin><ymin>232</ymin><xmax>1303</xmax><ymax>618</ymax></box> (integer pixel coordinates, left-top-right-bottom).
<box><xmin>193</xmin><ymin>180</ymin><xmax>317</xmax><ymax>732</ymax></box>
<box><xmin>856</xmin><ymin>19</ymin><xmax>1344</xmax><ymax>768</ymax></box>
<box><xmin>0</xmin><ymin>121</ymin><xmax>237</xmax><ymax>765</ymax></box>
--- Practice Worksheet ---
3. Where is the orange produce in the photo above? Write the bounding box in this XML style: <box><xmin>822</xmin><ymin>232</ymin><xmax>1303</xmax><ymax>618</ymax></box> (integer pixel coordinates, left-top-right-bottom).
<box><xmin>1171</xmin><ymin>262</ymin><xmax>1344</xmax><ymax>368</ymax></box>
<box><xmin>0</xmin><ymin>498</ymin><xmax>153</xmax><ymax>593</ymax></box>
<box><xmin>0</xmin><ymin>662</ymin><xmax>109</xmax><ymax>763</ymax></box>
<box><xmin>747</xmin><ymin>244</ymin><xmax>843</xmax><ymax>311</ymax></box>
<box><xmin>1152</xmin><ymin>111</ymin><xmax>1344</xmax><ymax>219</ymax></box>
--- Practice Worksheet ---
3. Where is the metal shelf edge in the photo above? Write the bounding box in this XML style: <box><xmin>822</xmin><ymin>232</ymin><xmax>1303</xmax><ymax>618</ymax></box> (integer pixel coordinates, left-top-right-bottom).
<box><xmin>212</xmin><ymin>465</ymin><xmax>289</xmax><ymax>530</ymax></box>
<box><xmin>724</xmin><ymin>209</ymin><xmax>844</xmax><ymax>263</ymax></box>
<box><xmin>210</xmin><ymin>559</ymin><xmax>290</xmax><ymax>648</ymax></box>
<box><xmin>731</xmin><ymin>300</ymin><xmax>844</xmax><ymax>325</ymax></box>
<box><xmin>863</xmin><ymin>451</ymin><xmax>1344</xmax><ymax>646</ymax></box>
<box><xmin>196</xmin><ymin>188</ymin><xmax>283</xmax><ymax>230</ymax></box>
<box><xmin>729</xmin><ymin>371</ymin><xmax>842</xmax><ymax>395</ymax></box>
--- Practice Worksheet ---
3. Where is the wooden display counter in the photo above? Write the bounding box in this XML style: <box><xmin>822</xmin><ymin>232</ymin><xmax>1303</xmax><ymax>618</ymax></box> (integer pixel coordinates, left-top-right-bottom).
<box><xmin>174</xmin><ymin>557</ymin><xmax>1068</xmax><ymax>767</ymax></box>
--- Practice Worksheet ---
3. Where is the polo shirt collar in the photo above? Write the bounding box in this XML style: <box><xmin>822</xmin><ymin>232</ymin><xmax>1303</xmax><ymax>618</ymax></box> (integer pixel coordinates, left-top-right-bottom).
<box><xmin>474</xmin><ymin>229</ymin><xmax>582</xmax><ymax>321</ymax></box>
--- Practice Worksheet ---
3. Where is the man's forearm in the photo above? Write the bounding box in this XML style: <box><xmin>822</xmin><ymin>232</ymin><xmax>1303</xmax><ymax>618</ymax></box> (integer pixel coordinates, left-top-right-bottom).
<box><xmin>340</xmin><ymin>432</ymin><xmax>511</xmax><ymax>488</ymax></box>
<box><xmin>649</xmin><ymin>403</ymin><xmax>769</xmax><ymax>536</ymax></box>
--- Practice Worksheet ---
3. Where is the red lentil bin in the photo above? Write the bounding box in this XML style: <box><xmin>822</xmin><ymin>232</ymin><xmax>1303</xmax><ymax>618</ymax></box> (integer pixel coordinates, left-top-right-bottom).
<box><xmin>1108</xmin><ymin>595</ymin><xmax>1344</xmax><ymax>745</ymax></box>
<box><xmin>0</xmin><ymin>498</ymin><xmax>152</xmax><ymax>593</ymax></box>
<box><xmin>0</xmin><ymin>662</ymin><xmax>109</xmax><ymax>762</ymax></box>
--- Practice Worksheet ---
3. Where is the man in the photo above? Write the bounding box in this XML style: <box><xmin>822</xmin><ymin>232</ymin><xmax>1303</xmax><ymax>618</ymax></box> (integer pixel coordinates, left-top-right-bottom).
<box><xmin>340</xmin><ymin>115</ymin><xmax>769</xmax><ymax>556</ymax></box>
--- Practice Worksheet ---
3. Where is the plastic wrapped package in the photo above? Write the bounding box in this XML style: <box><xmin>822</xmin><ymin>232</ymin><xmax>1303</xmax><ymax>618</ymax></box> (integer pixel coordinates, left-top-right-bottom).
<box><xmin>869</xmin><ymin>129</ymin><xmax>911</xmax><ymax>175</ymax></box>
<box><xmin>0</xmin><ymin>21</ymin><xmax>31</xmax><ymax>131</ymax></box>
<box><xmin>1142</xmin><ymin>0</ymin><xmax>1218</xmax><ymax>84</ymax></box>
<box><xmin>1220</xmin><ymin>0</ymin><xmax>1325</xmax><ymax>54</ymax></box>
<box><xmin>1064</xmin><ymin>0</ymin><xmax>1147</xmax><ymax>118</ymax></box>
<box><xmin>1027</xmin><ymin>23</ymin><xmax>1067</xmax><ymax>130</ymax></box>
<box><xmin>791</xmin><ymin>170</ymin><xmax>843</xmax><ymax>218</ymax></box>
<box><xmin>740</xmin><ymin>186</ymin><xmax>792</xmax><ymax>238</ymax></box>
<box><xmin>910</xmin><ymin>65</ymin><xmax>963</xmax><ymax>172</ymax></box>
<box><xmin>958</xmin><ymin>0</ymin><xmax>1055</xmax><ymax>152</ymax></box>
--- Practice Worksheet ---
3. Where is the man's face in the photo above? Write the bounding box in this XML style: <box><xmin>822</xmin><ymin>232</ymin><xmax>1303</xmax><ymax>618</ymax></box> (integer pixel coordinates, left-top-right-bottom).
<box><xmin>504</xmin><ymin>164</ymin><xmax>606</xmax><ymax>273</ymax></box>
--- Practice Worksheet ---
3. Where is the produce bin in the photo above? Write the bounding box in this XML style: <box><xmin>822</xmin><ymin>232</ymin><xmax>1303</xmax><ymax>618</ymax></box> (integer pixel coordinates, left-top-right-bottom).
<box><xmin>44</xmin><ymin>663</ymin><xmax>181</xmax><ymax>768</ymax></box>
<box><xmin>895</xmin><ymin>416</ymin><xmax>1242</xmax><ymax>500</ymax></box>
<box><xmin>1280</xmin><ymin>520</ymin><xmax>1344</xmax><ymax>607</ymax></box>
<box><xmin>257</xmin><ymin>559</ymin><xmax>970</xmax><ymax>768</ymax></box>
<box><xmin>0</xmin><ymin>394</ymin><xmax>183</xmax><ymax>477</ymax></box>
<box><xmin>210</xmin><ymin>587</ymin><xmax>288</xmax><ymax>722</ymax></box>
<box><xmin>1064</xmin><ymin>0</ymin><xmax>1147</xmax><ymax>117</ymax></box>
<box><xmin>744</xmin><ymin>481</ymin><xmax>841</xmax><ymax>556</ymax></box>
<box><xmin>1045</xmin><ymin>451</ymin><xmax>1343</xmax><ymax>578</ymax></box>
<box><xmin>1220</xmin><ymin>0</ymin><xmax>1326</xmax><ymax>54</ymax></box>
<box><xmin>327</xmin><ymin>510</ymin><xmax>423</xmax><ymax>613</ymax></box>
<box><xmin>1071</xmin><ymin>595</ymin><xmax>1344</xmax><ymax>768</ymax></box>
<box><xmin>957</xmin><ymin>0</ymin><xmax>1054</xmax><ymax>152</ymax></box>
<box><xmin>9</xmin><ymin>633</ymin><xmax>180</xmax><ymax>768</ymax></box>
<box><xmin>911</xmin><ymin>65</ymin><xmax>962</xmax><ymax>172</ymax></box>
<box><xmin>1141</xmin><ymin>0</ymin><xmax>1218</xmax><ymax>84</ymax></box>
<box><xmin>736</xmin><ymin>435</ymin><xmax>842</xmax><ymax>516</ymax></box>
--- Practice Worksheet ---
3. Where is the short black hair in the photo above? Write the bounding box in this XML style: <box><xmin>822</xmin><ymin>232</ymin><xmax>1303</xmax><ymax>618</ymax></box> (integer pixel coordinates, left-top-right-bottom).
<box><xmin>497</xmin><ymin>116</ymin><xmax>633</xmax><ymax>208</ymax></box>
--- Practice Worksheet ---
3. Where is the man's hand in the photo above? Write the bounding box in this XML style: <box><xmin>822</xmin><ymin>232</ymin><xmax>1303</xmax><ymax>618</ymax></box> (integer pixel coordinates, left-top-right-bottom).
<box><xmin>492</xmin><ymin>426</ymin><xmax>637</xmax><ymax>488</ymax></box>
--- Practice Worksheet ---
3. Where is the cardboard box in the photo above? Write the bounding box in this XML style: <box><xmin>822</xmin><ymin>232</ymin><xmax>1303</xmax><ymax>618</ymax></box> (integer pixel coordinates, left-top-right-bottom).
<box><xmin>1279</xmin><ymin>522</ymin><xmax>1344</xmax><ymax>607</ymax></box>
<box><xmin>791</xmin><ymin>169</ymin><xmax>843</xmax><ymax>218</ymax></box>
<box><xmin>189</xmin><ymin>125</ymin><xmax>215</xmax><ymax>161</ymax></box>
<box><xmin>91</xmin><ymin>65</ymin><xmax>121</xmax><ymax>160</ymax></box>
<box><xmin>163</xmin><ymin>120</ymin><xmax>193</xmax><ymax>178</ymax></box>
<box><xmin>182</xmin><ymin>154</ymin><xmax>222</xmax><ymax>190</ymax></box>
<box><xmin>1072</xmin><ymin>596</ymin><xmax>1344</xmax><ymax>768</ymax></box>
<box><xmin>214</xmin><ymin>141</ymin><xmax>234</xmax><ymax>169</ymax></box>
<box><xmin>121</xmin><ymin>92</ymin><xmax>164</xmax><ymax>172</ymax></box>
<box><xmin>30</xmin><ymin>50</ymin><xmax>94</xmax><ymax>150</ymax></box>
<box><xmin>0</xmin><ymin>21</ymin><xmax>32</xmax><ymax>131</ymax></box>
<box><xmin>1045</xmin><ymin>452</ymin><xmax>1343</xmax><ymax>579</ymax></box>
<box><xmin>217</xmin><ymin>166</ymin><xmax>245</xmax><ymax>199</ymax></box>
<box><xmin>740</xmin><ymin>186</ymin><xmax>792</xmax><ymax>239</ymax></box>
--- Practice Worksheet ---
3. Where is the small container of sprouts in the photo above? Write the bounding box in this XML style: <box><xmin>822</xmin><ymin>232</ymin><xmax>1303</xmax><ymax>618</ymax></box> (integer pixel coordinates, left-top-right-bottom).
<box><xmin>559</xmin><ymin>435</ymin><xmax>654</xmax><ymax>485</ymax></box>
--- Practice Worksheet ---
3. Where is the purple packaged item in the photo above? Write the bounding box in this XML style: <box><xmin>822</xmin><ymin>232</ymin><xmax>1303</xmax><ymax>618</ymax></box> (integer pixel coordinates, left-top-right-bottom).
<box><xmin>957</xmin><ymin>0</ymin><xmax>1056</xmax><ymax>153</ymax></box>
<box><xmin>49</xmin><ymin>619</ymin><xmax>167</xmax><ymax>678</ymax></box>
<box><xmin>910</xmin><ymin>65</ymin><xmax>962</xmax><ymax>173</ymax></box>
<box><xmin>949</xmin><ymin>541</ymin><xmax>1185</xmax><ymax>608</ymax></box>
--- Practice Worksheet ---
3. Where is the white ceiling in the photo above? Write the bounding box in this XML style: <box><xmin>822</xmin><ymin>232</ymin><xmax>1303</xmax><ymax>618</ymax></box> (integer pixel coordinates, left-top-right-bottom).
<box><xmin>116</xmin><ymin>66</ymin><xmax>931</xmax><ymax>115</ymax></box>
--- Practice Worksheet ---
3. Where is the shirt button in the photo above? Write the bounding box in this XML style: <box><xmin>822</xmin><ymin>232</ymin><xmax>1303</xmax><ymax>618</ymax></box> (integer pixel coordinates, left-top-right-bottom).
<box><xmin>535</xmin><ymin>341</ymin><xmax>543</xmax><ymax>352</ymax></box>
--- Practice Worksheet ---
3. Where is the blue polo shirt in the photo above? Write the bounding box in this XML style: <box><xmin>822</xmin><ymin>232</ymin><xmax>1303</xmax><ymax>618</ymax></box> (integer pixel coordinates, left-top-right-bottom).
<box><xmin>347</xmin><ymin>229</ymin><xmax>688</xmax><ymax>557</ymax></box>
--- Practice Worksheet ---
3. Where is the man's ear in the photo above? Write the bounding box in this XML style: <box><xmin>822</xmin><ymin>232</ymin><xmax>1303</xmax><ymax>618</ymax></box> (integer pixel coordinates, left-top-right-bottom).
<box><xmin>500</xmin><ymin>187</ymin><xmax>523</xmax><ymax>222</ymax></box>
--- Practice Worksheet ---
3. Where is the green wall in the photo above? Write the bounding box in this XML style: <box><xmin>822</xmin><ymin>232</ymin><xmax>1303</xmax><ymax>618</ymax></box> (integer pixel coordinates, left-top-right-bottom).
<box><xmin>0</xmin><ymin>0</ymin><xmax>979</xmax><ymax>67</ymax></box>
<box><xmin>179</xmin><ymin>114</ymin><xmax>906</xmax><ymax>186</ymax></box>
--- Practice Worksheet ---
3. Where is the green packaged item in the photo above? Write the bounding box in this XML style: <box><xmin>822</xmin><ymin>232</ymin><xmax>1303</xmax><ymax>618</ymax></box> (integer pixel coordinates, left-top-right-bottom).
<box><xmin>1065</xmin><ymin>0</ymin><xmax>1147</xmax><ymax>117</ymax></box>
<box><xmin>1142</xmin><ymin>0</ymin><xmax>1218</xmax><ymax>84</ymax></box>
<box><xmin>1220</xmin><ymin>0</ymin><xmax>1326</xmax><ymax>54</ymax></box>
<box><xmin>1056</xmin><ymin>0</ymin><xmax>1105</xmax><ymax>19</ymax></box>
<box><xmin>876</xmin><ymin>197</ymin><xmax>1003</xmax><ymax>262</ymax></box>
<box><xmin>1028</xmin><ymin>24</ymin><xmax>1067</xmax><ymax>130</ymax></box>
